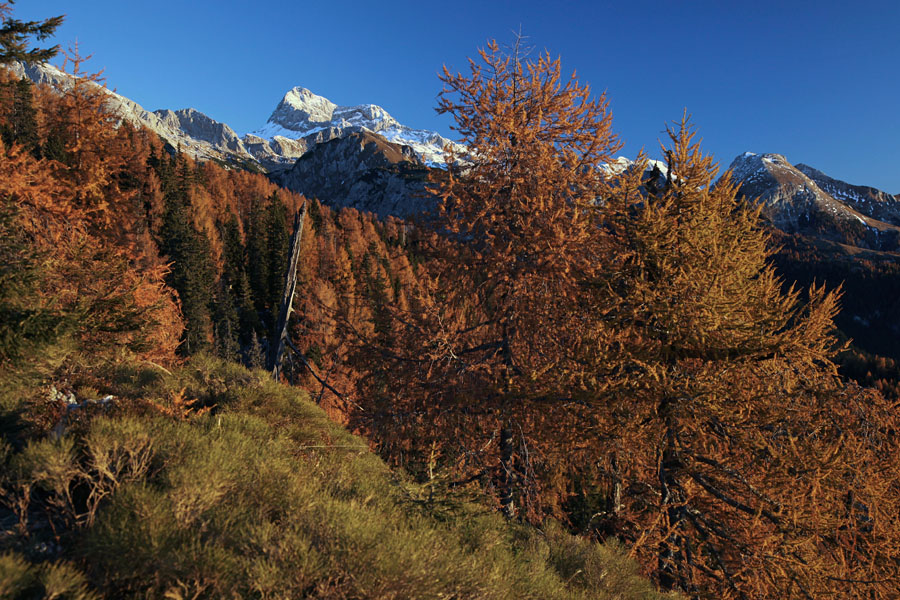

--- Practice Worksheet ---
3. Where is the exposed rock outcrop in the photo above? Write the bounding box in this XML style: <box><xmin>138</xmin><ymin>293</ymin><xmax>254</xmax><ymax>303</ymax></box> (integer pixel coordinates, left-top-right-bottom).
<box><xmin>153</xmin><ymin>108</ymin><xmax>246</xmax><ymax>154</ymax></box>
<box><xmin>271</xmin><ymin>131</ymin><xmax>435</xmax><ymax>218</ymax></box>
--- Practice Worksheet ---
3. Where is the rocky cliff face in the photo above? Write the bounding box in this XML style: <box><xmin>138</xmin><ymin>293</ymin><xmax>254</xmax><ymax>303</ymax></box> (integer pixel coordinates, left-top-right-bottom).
<box><xmin>271</xmin><ymin>131</ymin><xmax>435</xmax><ymax>218</ymax></box>
<box><xmin>794</xmin><ymin>163</ymin><xmax>900</xmax><ymax>227</ymax></box>
<box><xmin>153</xmin><ymin>108</ymin><xmax>246</xmax><ymax>154</ymax></box>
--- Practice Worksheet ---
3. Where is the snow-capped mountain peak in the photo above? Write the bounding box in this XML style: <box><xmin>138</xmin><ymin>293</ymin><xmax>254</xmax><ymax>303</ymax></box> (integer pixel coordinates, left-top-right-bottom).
<box><xmin>724</xmin><ymin>151</ymin><xmax>900</xmax><ymax>249</ymax></box>
<box><xmin>278</xmin><ymin>86</ymin><xmax>337</xmax><ymax>123</ymax></box>
<box><xmin>249</xmin><ymin>86</ymin><xmax>460</xmax><ymax>166</ymax></box>
<box><xmin>258</xmin><ymin>86</ymin><xmax>402</xmax><ymax>136</ymax></box>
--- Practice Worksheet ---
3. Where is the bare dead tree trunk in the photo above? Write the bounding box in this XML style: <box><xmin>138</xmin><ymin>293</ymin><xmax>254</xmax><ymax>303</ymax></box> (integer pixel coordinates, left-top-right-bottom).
<box><xmin>269</xmin><ymin>201</ymin><xmax>307</xmax><ymax>380</ymax></box>
<box><xmin>611</xmin><ymin>451</ymin><xmax>622</xmax><ymax>517</ymax></box>
<box><xmin>499</xmin><ymin>423</ymin><xmax>516</xmax><ymax>519</ymax></box>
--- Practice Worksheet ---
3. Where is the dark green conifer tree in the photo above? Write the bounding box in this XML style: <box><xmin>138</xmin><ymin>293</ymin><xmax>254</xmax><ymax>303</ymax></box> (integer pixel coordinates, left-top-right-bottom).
<box><xmin>246</xmin><ymin>195</ymin><xmax>270</xmax><ymax>318</ymax></box>
<box><xmin>218</xmin><ymin>215</ymin><xmax>261</xmax><ymax>358</ymax></box>
<box><xmin>0</xmin><ymin>196</ymin><xmax>63</xmax><ymax>362</ymax></box>
<box><xmin>158</xmin><ymin>192</ymin><xmax>215</xmax><ymax>356</ymax></box>
<box><xmin>172</xmin><ymin>152</ymin><xmax>195</xmax><ymax>203</ymax></box>
<box><xmin>265</xmin><ymin>192</ymin><xmax>289</xmax><ymax>317</ymax></box>
<box><xmin>41</xmin><ymin>122</ymin><xmax>67</xmax><ymax>163</ymax></box>
<box><xmin>0</xmin><ymin>2</ymin><xmax>63</xmax><ymax>64</ymax></box>
<box><xmin>212</xmin><ymin>278</ymin><xmax>240</xmax><ymax>362</ymax></box>
<box><xmin>245</xmin><ymin>330</ymin><xmax>265</xmax><ymax>370</ymax></box>
<box><xmin>149</xmin><ymin>147</ymin><xmax>176</xmax><ymax>193</ymax></box>
<box><xmin>361</xmin><ymin>242</ymin><xmax>391</xmax><ymax>340</ymax></box>
<box><xmin>0</xmin><ymin>77</ymin><xmax>39</xmax><ymax>154</ymax></box>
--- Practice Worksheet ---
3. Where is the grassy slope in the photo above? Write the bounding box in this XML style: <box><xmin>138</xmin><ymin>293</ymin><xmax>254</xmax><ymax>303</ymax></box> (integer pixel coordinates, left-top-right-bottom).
<box><xmin>1</xmin><ymin>355</ymin><xmax>674</xmax><ymax>599</ymax></box>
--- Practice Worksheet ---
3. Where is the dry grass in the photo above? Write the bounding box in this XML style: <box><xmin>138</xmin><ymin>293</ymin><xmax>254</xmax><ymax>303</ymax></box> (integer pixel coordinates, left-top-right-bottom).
<box><xmin>0</xmin><ymin>355</ymin><xmax>675</xmax><ymax>599</ymax></box>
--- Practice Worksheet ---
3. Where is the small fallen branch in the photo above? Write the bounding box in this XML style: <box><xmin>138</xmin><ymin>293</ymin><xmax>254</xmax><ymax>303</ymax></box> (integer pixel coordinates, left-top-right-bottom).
<box><xmin>285</xmin><ymin>337</ymin><xmax>345</xmax><ymax>401</ymax></box>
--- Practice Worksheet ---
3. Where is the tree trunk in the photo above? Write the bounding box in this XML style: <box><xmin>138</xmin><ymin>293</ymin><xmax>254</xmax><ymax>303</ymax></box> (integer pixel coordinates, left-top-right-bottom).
<box><xmin>657</xmin><ymin>415</ymin><xmax>686</xmax><ymax>592</ymax></box>
<box><xmin>611</xmin><ymin>451</ymin><xmax>622</xmax><ymax>517</ymax></box>
<box><xmin>499</xmin><ymin>424</ymin><xmax>516</xmax><ymax>519</ymax></box>
<box><xmin>268</xmin><ymin>201</ymin><xmax>307</xmax><ymax>379</ymax></box>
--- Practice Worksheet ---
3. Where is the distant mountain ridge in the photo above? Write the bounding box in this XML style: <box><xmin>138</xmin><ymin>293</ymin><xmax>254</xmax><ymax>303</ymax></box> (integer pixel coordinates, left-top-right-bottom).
<box><xmin>7</xmin><ymin>60</ymin><xmax>899</xmax><ymax>236</ymax></box>
<box><xmin>725</xmin><ymin>152</ymin><xmax>900</xmax><ymax>251</ymax></box>
<box><xmin>5</xmin><ymin>60</ymin><xmax>460</xmax><ymax>172</ymax></box>
<box><xmin>604</xmin><ymin>152</ymin><xmax>900</xmax><ymax>252</ymax></box>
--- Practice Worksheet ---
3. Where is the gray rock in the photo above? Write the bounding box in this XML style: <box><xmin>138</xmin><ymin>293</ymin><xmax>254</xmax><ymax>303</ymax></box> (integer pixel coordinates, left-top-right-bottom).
<box><xmin>272</xmin><ymin>130</ymin><xmax>436</xmax><ymax>218</ymax></box>
<box><xmin>153</xmin><ymin>108</ymin><xmax>246</xmax><ymax>153</ymax></box>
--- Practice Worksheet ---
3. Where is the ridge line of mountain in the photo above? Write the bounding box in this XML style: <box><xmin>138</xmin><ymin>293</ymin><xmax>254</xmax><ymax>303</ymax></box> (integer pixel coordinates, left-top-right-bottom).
<box><xmin>3</xmin><ymin>60</ymin><xmax>459</xmax><ymax>172</ymax></box>
<box><xmin>6</xmin><ymin>60</ymin><xmax>900</xmax><ymax>237</ymax></box>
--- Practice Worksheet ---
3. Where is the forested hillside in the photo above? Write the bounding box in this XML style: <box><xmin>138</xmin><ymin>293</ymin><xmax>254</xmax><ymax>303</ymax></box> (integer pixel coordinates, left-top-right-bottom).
<box><xmin>1</xmin><ymin>6</ymin><xmax>899</xmax><ymax>600</ymax></box>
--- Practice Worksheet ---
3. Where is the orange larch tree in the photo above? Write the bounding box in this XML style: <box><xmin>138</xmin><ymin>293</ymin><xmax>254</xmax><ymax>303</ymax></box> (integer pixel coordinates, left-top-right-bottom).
<box><xmin>585</xmin><ymin>117</ymin><xmax>900</xmax><ymax>599</ymax></box>
<box><xmin>353</xmin><ymin>38</ymin><xmax>623</xmax><ymax>518</ymax></box>
<box><xmin>40</xmin><ymin>44</ymin><xmax>131</xmax><ymax>230</ymax></box>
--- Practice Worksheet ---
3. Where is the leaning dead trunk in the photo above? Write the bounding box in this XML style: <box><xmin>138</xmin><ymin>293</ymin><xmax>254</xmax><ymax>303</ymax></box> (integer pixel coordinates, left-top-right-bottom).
<box><xmin>499</xmin><ymin>423</ymin><xmax>516</xmax><ymax>519</ymax></box>
<box><xmin>268</xmin><ymin>201</ymin><xmax>307</xmax><ymax>379</ymax></box>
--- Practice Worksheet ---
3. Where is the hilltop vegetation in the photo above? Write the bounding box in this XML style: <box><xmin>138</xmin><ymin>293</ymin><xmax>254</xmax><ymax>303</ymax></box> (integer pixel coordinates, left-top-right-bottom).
<box><xmin>2</xmin><ymin>356</ymin><xmax>672</xmax><ymax>599</ymax></box>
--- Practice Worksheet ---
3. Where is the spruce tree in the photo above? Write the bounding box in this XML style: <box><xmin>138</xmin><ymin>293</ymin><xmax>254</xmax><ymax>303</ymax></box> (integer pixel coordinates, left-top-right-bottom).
<box><xmin>246</xmin><ymin>195</ymin><xmax>270</xmax><ymax>318</ymax></box>
<box><xmin>0</xmin><ymin>77</ymin><xmax>39</xmax><ymax>154</ymax></box>
<box><xmin>212</xmin><ymin>278</ymin><xmax>240</xmax><ymax>362</ymax></box>
<box><xmin>0</xmin><ymin>193</ymin><xmax>63</xmax><ymax>361</ymax></box>
<box><xmin>0</xmin><ymin>2</ymin><xmax>63</xmax><ymax>64</ymax></box>
<box><xmin>219</xmin><ymin>215</ymin><xmax>261</xmax><ymax>356</ymax></box>
<box><xmin>158</xmin><ymin>192</ymin><xmax>215</xmax><ymax>356</ymax></box>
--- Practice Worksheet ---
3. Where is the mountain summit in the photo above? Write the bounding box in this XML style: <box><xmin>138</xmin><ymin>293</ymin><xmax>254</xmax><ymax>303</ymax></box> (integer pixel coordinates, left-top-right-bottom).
<box><xmin>726</xmin><ymin>152</ymin><xmax>900</xmax><ymax>250</ymax></box>
<box><xmin>256</xmin><ymin>86</ymin><xmax>398</xmax><ymax>135</ymax></box>
<box><xmin>248</xmin><ymin>86</ymin><xmax>461</xmax><ymax>167</ymax></box>
<box><xmin>6</xmin><ymin>61</ymin><xmax>460</xmax><ymax>172</ymax></box>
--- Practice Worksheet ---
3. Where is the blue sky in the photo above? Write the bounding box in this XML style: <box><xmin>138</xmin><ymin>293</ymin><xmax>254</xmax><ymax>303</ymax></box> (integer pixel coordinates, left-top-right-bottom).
<box><xmin>17</xmin><ymin>1</ymin><xmax>900</xmax><ymax>192</ymax></box>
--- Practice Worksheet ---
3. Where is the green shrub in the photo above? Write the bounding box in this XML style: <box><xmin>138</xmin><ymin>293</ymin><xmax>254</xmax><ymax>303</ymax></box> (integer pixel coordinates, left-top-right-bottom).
<box><xmin>0</xmin><ymin>553</ymin><xmax>37</xmax><ymax>599</ymax></box>
<box><xmin>0</xmin><ymin>553</ymin><xmax>98</xmax><ymax>600</ymax></box>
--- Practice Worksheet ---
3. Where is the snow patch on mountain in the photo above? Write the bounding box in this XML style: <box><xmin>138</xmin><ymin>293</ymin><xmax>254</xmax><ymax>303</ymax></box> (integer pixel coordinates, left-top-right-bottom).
<box><xmin>247</xmin><ymin>86</ymin><xmax>464</xmax><ymax>166</ymax></box>
<box><xmin>600</xmin><ymin>156</ymin><xmax>671</xmax><ymax>183</ymax></box>
<box><xmin>725</xmin><ymin>152</ymin><xmax>900</xmax><ymax>249</ymax></box>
